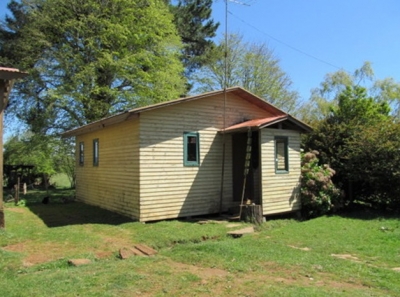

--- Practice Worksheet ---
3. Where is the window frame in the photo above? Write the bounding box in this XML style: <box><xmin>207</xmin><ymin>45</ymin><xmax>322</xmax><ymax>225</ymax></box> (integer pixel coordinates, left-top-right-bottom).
<box><xmin>183</xmin><ymin>132</ymin><xmax>200</xmax><ymax>167</ymax></box>
<box><xmin>93</xmin><ymin>138</ymin><xmax>99</xmax><ymax>166</ymax></box>
<box><xmin>275</xmin><ymin>136</ymin><xmax>289</xmax><ymax>173</ymax></box>
<box><xmin>79</xmin><ymin>141</ymin><xmax>84</xmax><ymax>166</ymax></box>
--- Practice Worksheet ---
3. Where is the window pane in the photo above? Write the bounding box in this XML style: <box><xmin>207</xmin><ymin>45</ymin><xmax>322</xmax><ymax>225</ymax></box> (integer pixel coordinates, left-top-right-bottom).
<box><xmin>93</xmin><ymin>139</ymin><xmax>99</xmax><ymax>166</ymax></box>
<box><xmin>187</xmin><ymin>136</ymin><xmax>197</xmax><ymax>161</ymax></box>
<box><xmin>275</xmin><ymin>137</ymin><xmax>288</xmax><ymax>172</ymax></box>
<box><xmin>79</xmin><ymin>142</ymin><xmax>84</xmax><ymax>165</ymax></box>
<box><xmin>184</xmin><ymin>132</ymin><xmax>199</xmax><ymax>166</ymax></box>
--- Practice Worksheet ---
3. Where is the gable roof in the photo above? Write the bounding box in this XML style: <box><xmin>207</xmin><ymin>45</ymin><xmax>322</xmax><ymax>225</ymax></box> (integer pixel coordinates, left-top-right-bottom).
<box><xmin>62</xmin><ymin>87</ymin><xmax>311</xmax><ymax>137</ymax></box>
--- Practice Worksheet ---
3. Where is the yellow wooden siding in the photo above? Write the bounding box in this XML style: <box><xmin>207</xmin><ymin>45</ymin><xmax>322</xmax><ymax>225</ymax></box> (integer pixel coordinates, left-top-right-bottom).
<box><xmin>75</xmin><ymin>119</ymin><xmax>140</xmax><ymax>220</ymax></box>
<box><xmin>138</xmin><ymin>93</ymin><xmax>271</xmax><ymax>221</ymax></box>
<box><xmin>260</xmin><ymin>128</ymin><xmax>301</xmax><ymax>215</ymax></box>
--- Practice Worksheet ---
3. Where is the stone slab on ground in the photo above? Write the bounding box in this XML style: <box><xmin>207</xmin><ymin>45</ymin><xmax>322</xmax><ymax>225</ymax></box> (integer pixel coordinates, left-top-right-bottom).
<box><xmin>119</xmin><ymin>247</ymin><xmax>145</xmax><ymax>259</ymax></box>
<box><xmin>134</xmin><ymin>244</ymin><xmax>157</xmax><ymax>256</ymax></box>
<box><xmin>119</xmin><ymin>244</ymin><xmax>157</xmax><ymax>259</ymax></box>
<box><xmin>68</xmin><ymin>259</ymin><xmax>91</xmax><ymax>266</ymax></box>
<box><xmin>227</xmin><ymin>226</ymin><xmax>254</xmax><ymax>237</ymax></box>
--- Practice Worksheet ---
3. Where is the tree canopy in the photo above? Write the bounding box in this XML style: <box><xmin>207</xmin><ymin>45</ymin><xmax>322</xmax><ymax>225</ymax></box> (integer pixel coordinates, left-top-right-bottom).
<box><xmin>191</xmin><ymin>33</ymin><xmax>299</xmax><ymax>113</ymax></box>
<box><xmin>302</xmin><ymin>79</ymin><xmax>400</xmax><ymax>209</ymax></box>
<box><xmin>168</xmin><ymin>0</ymin><xmax>219</xmax><ymax>76</ymax></box>
<box><xmin>4</xmin><ymin>133</ymin><xmax>75</xmax><ymax>188</ymax></box>
<box><xmin>299</xmin><ymin>62</ymin><xmax>400</xmax><ymax>124</ymax></box>
<box><xmin>0</xmin><ymin>0</ymin><xmax>187</xmax><ymax>134</ymax></box>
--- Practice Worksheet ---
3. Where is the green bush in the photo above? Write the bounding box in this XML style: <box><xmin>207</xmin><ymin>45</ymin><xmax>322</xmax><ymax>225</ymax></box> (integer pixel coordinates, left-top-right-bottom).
<box><xmin>300</xmin><ymin>151</ymin><xmax>342</xmax><ymax>218</ymax></box>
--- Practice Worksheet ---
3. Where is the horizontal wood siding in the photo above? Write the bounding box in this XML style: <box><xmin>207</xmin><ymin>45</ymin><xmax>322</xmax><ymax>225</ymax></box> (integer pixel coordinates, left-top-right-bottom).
<box><xmin>260</xmin><ymin>128</ymin><xmax>301</xmax><ymax>215</ymax></box>
<box><xmin>75</xmin><ymin>119</ymin><xmax>140</xmax><ymax>220</ymax></box>
<box><xmin>139</xmin><ymin>93</ymin><xmax>272</xmax><ymax>221</ymax></box>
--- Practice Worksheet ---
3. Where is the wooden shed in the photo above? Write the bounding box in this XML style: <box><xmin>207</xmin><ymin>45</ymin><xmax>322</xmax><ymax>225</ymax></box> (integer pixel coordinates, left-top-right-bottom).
<box><xmin>63</xmin><ymin>87</ymin><xmax>311</xmax><ymax>222</ymax></box>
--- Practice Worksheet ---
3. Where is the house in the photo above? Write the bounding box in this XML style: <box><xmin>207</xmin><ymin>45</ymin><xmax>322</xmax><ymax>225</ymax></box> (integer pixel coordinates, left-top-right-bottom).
<box><xmin>62</xmin><ymin>87</ymin><xmax>312</xmax><ymax>222</ymax></box>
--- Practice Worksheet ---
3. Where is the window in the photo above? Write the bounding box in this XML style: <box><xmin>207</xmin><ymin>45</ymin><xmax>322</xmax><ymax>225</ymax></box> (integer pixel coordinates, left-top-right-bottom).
<box><xmin>79</xmin><ymin>142</ymin><xmax>84</xmax><ymax>166</ymax></box>
<box><xmin>275</xmin><ymin>136</ymin><xmax>288</xmax><ymax>172</ymax></box>
<box><xmin>183</xmin><ymin>132</ymin><xmax>199</xmax><ymax>166</ymax></box>
<box><xmin>93</xmin><ymin>138</ymin><xmax>99</xmax><ymax>166</ymax></box>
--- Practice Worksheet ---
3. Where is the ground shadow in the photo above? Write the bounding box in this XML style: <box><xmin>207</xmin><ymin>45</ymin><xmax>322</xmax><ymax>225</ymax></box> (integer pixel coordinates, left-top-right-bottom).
<box><xmin>333</xmin><ymin>203</ymin><xmax>399</xmax><ymax>221</ymax></box>
<box><xmin>12</xmin><ymin>188</ymin><xmax>134</xmax><ymax>227</ymax></box>
<box><xmin>27</xmin><ymin>201</ymin><xmax>134</xmax><ymax>227</ymax></box>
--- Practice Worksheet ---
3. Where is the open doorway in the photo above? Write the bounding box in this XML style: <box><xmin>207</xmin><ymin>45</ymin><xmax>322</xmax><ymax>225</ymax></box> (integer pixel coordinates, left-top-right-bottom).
<box><xmin>232</xmin><ymin>131</ymin><xmax>260</xmax><ymax>205</ymax></box>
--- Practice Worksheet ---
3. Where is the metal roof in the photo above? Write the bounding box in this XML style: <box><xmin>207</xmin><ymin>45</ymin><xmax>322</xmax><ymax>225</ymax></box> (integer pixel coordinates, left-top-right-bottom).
<box><xmin>62</xmin><ymin>87</ymin><xmax>311</xmax><ymax>137</ymax></box>
<box><xmin>0</xmin><ymin>67</ymin><xmax>28</xmax><ymax>80</ymax></box>
<box><xmin>222</xmin><ymin>114</ymin><xmax>312</xmax><ymax>133</ymax></box>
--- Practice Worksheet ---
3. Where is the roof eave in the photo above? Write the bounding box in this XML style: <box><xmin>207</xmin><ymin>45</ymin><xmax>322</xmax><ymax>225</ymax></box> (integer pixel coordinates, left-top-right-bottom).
<box><xmin>62</xmin><ymin>112</ymin><xmax>139</xmax><ymax>137</ymax></box>
<box><xmin>0</xmin><ymin>68</ymin><xmax>28</xmax><ymax>80</ymax></box>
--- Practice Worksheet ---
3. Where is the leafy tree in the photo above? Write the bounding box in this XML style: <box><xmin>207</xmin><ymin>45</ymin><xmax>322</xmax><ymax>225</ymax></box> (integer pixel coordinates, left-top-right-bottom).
<box><xmin>168</xmin><ymin>0</ymin><xmax>219</xmax><ymax>76</ymax></box>
<box><xmin>298</xmin><ymin>62</ymin><xmax>375</xmax><ymax>124</ymax></box>
<box><xmin>344</xmin><ymin>121</ymin><xmax>400</xmax><ymax>208</ymax></box>
<box><xmin>372</xmin><ymin>78</ymin><xmax>400</xmax><ymax>118</ymax></box>
<box><xmin>0</xmin><ymin>0</ymin><xmax>186</xmax><ymax>134</ymax></box>
<box><xmin>303</xmin><ymin>85</ymin><xmax>392</xmax><ymax>207</ymax></box>
<box><xmin>330</xmin><ymin>86</ymin><xmax>390</xmax><ymax>125</ymax></box>
<box><xmin>191</xmin><ymin>33</ymin><xmax>299</xmax><ymax>113</ymax></box>
<box><xmin>4</xmin><ymin>133</ymin><xmax>74</xmax><ymax>189</ymax></box>
<box><xmin>299</xmin><ymin>62</ymin><xmax>400</xmax><ymax>124</ymax></box>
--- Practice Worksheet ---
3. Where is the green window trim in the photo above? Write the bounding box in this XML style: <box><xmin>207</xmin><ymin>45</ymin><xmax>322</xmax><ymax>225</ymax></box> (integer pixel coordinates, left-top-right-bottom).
<box><xmin>93</xmin><ymin>138</ymin><xmax>99</xmax><ymax>166</ymax></box>
<box><xmin>79</xmin><ymin>141</ymin><xmax>84</xmax><ymax>166</ymax></box>
<box><xmin>275</xmin><ymin>136</ymin><xmax>289</xmax><ymax>173</ymax></box>
<box><xmin>183</xmin><ymin>132</ymin><xmax>200</xmax><ymax>167</ymax></box>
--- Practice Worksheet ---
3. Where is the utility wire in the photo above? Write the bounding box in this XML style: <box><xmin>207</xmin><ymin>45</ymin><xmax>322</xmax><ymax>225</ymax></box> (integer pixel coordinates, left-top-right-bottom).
<box><xmin>228</xmin><ymin>10</ymin><xmax>345</xmax><ymax>72</ymax></box>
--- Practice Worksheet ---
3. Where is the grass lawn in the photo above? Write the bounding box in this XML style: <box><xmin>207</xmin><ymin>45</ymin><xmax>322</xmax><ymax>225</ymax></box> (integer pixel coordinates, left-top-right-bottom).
<box><xmin>1</xmin><ymin>189</ymin><xmax>399</xmax><ymax>296</ymax></box>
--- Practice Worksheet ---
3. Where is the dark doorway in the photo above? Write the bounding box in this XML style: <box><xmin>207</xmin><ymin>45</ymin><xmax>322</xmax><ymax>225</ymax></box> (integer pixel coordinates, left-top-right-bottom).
<box><xmin>232</xmin><ymin>131</ymin><xmax>260</xmax><ymax>204</ymax></box>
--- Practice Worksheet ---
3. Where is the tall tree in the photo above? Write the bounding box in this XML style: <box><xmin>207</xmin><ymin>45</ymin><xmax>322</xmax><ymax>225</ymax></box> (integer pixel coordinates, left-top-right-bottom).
<box><xmin>168</xmin><ymin>0</ymin><xmax>219</xmax><ymax>76</ymax></box>
<box><xmin>191</xmin><ymin>33</ymin><xmax>299</xmax><ymax>113</ymax></box>
<box><xmin>303</xmin><ymin>85</ymin><xmax>392</xmax><ymax>207</ymax></box>
<box><xmin>372</xmin><ymin>77</ymin><xmax>400</xmax><ymax>118</ymax></box>
<box><xmin>298</xmin><ymin>62</ymin><xmax>400</xmax><ymax>124</ymax></box>
<box><xmin>0</xmin><ymin>0</ymin><xmax>186</xmax><ymax>134</ymax></box>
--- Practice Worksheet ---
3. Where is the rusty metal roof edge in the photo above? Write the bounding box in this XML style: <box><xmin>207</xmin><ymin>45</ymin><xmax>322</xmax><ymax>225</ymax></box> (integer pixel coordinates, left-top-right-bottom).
<box><xmin>0</xmin><ymin>67</ymin><xmax>28</xmax><ymax>79</ymax></box>
<box><xmin>221</xmin><ymin>114</ymin><xmax>313</xmax><ymax>134</ymax></box>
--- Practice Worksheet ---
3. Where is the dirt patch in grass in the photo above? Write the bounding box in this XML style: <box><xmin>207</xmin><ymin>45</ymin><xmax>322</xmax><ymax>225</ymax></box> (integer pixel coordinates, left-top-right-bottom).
<box><xmin>153</xmin><ymin>259</ymin><xmax>372</xmax><ymax>295</ymax></box>
<box><xmin>331</xmin><ymin>253</ymin><xmax>361</xmax><ymax>263</ymax></box>
<box><xmin>3</xmin><ymin>241</ymin><xmax>77</xmax><ymax>266</ymax></box>
<box><xmin>167</xmin><ymin>259</ymin><xmax>229</xmax><ymax>279</ymax></box>
<box><xmin>2</xmin><ymin>237</ymin><xmax>118</xmax><ymax>267</ymax></box>
<box><xmin>287</xmin><ymin>245</ymin><xmax>311</xmax><ymax>251</ymax></box>
<box><xmin>1</xmin><ymin>240</ymin><xmax>382</xmax><ymax>296</ymax></box>
<box><xmin>6</xmin><ymin>207</ymin><xmax>26</xmax><ymax>213</ymax></box>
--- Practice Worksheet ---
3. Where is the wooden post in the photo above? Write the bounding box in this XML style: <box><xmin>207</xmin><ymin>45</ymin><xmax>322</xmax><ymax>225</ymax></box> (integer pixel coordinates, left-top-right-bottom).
<box><xmin>0</xmin><ymin>80</ymin><xmax>6</xmax><ymax>228</ymax></box>
<box><xmin>15</xmin><ymin>177</ymin><xmax>20</xmax><ymax>205</ymax></box>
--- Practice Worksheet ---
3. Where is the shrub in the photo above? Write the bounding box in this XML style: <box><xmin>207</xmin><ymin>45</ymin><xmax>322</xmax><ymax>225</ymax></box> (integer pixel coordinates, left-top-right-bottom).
<box><xmin>301</xmin><ymin>150</ymin><xmax>342</xmax><ymax>218</ymax></box>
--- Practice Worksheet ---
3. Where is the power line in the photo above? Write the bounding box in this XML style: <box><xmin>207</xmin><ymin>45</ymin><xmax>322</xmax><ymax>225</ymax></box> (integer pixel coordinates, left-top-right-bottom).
<box><xmin>227</xmin><ymin>10</ymin><xmax>345</xmax><ymax>71</ymax></box>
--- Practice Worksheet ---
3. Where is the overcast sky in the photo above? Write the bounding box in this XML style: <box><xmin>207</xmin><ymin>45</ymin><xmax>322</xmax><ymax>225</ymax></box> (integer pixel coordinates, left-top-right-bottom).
<box><xmin>0</xmin><ymin>0</ymin><xmax>399</xmax><ymax>103</ymax></box>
